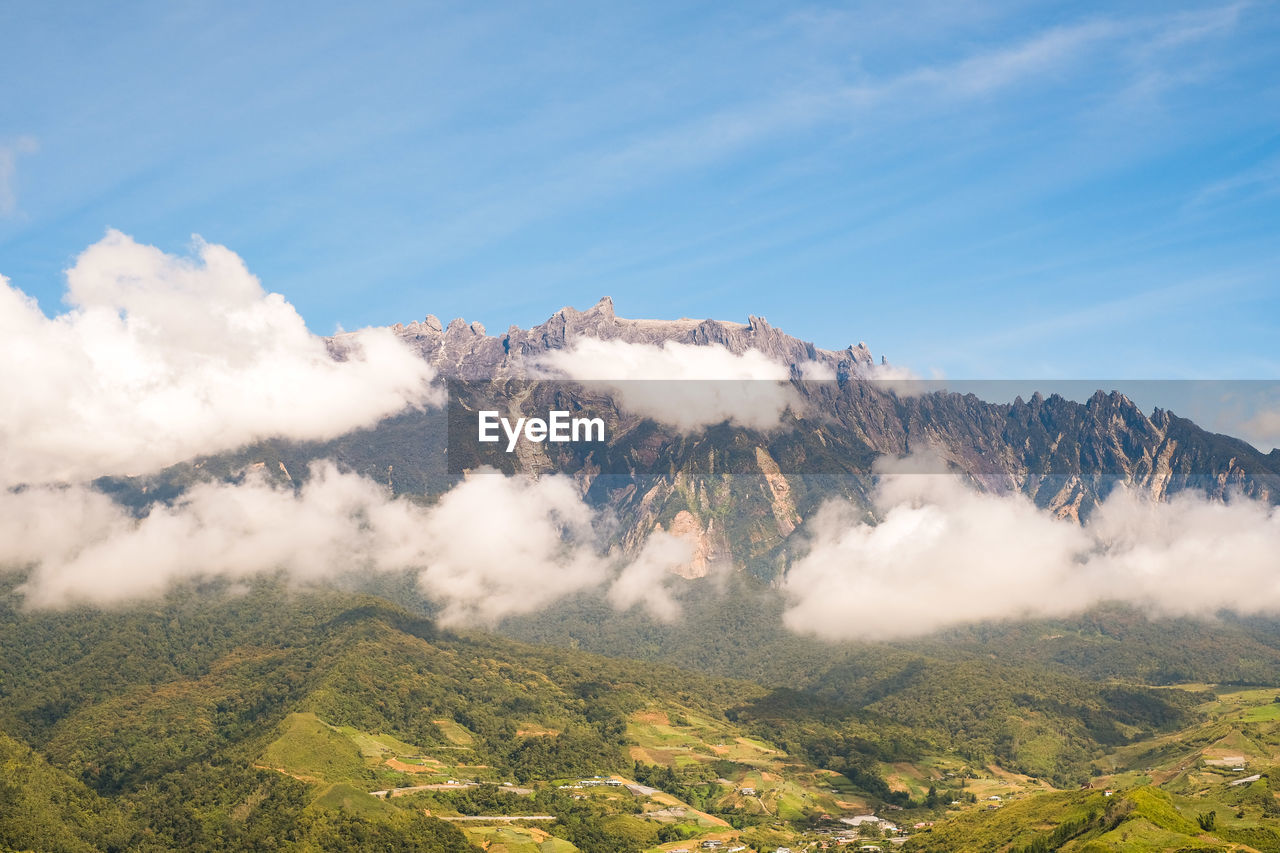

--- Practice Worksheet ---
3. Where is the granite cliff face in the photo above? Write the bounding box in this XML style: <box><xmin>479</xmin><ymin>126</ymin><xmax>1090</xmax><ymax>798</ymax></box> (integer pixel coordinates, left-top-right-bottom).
<box><xmin>385</xmin><ymin>296</ymin><xmax>875</xmax><ymax>379</ymax></box>
<box><xmin>353</xmin><ymin>298</ymin><xmax>1279</xmax><ymax>578</ymax></box>
<box><xmin>163</xmin><ymin>299</ymin><xmax>1280</xmax><ymax>581</ymax></box>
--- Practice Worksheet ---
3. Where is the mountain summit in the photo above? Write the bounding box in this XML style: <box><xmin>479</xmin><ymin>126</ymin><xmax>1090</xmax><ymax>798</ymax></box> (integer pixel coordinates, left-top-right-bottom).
<box><xmin>389</xmin><ymin>296</ymin><xmax>876</xmax><ymax>379</ymax></box>
<box><xmin>222</xmin><ymin>301</ymin><xmax>1280</xmax><ymax>581</ymax></box>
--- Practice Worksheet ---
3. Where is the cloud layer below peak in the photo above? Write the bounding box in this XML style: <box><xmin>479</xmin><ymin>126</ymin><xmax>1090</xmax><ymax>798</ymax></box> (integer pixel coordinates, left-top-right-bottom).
<box><xmin>3</xmin><ymin>464</ymin><xmax>692</xmax><ymax>624</ymax></box>
<box><xmin>781</xmin><ymin>454</ymin><xmax>1280</xmax><ymax>641</ymax></box>
<box><xmin>537</xmin><ymin>338</ymin><xmax>797</xmax><ymax>431</ymax></box>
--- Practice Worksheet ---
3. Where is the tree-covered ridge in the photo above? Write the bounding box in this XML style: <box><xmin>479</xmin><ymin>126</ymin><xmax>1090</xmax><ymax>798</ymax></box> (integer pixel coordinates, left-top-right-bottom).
<box><xmin>0</xmin><ymin>718</ymin><xmax>477</xmax><ymax>853</ymax></box>
<box><xmin>0</xmin><ymin>727</ymin><xmax>133</xmax><ymax>852</ymax></box>
<box><xmin>3</xmin><ymin>577</ymin><xmax>1280</xmax><ymax>851</ymax></box>
<box><xmin>904</xmin><ymin>783</ymin><xmax>1280</xmax><ymax>853</ymax></box>
<box><xmin>0</xmin><ymin>579</ymin><xmax>760</xmax><ymax>851</ymax></box>
<box><xmin>503</xmin><ymin>577</ymin><xmax>1241</xmax><ymax>786</ymax></box>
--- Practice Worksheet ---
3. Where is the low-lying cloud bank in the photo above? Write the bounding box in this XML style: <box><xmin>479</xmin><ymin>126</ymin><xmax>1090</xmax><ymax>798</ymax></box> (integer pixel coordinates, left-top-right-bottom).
<box><xmin>537</xmin><ymin>338</ymin><xmax>798</xmax><ymax>432</ymax></box>
<box><xmin>0</xmin><ymin>231</ymin><xmax>439</xmax><ymax>486</ymax></box>
<box><xmin>0</xmin><ymin>232</ymin><xmax>690</xmax><ymax>623</ymax></box>
<box><xmin>2</xmin><ymin>464</ymin><xmax>690</xmax><ymax>623</ymax></box>
<box><xmin>781</xmin><ymin>454</ymin><xmax>1280</xmax><ymax>641</ymax></box>
<box><xmin>10</xmin><ymin>451</ymin><xmax>1277</xmax><ymax>635</ymax></box>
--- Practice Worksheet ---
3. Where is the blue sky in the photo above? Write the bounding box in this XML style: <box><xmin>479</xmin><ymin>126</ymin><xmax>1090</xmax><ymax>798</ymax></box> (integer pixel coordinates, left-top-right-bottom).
<box><xmin>1</xmin><ymin>0</ymin><xmax>1278</xmax><ymax>379</ymax></box>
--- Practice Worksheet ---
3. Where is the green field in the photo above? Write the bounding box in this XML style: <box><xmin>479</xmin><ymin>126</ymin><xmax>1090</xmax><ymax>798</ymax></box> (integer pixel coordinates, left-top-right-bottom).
<box><xmin>463</xmin><ymin>826</ymin><xmax>579</xmax><ymax>852</ymax></box>
<box><xmin>258</xmin><ymin>712</ymin><xmax>375</xmax><ymax>785</ymax></box>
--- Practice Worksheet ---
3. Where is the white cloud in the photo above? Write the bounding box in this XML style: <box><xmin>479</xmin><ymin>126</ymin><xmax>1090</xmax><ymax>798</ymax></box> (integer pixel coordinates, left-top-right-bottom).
<box><xmin>1085</xmin><ymin>487</ymin><xmax>1280</xmax><ymax>619</ymax></box>
<box><xmin>856</xmin><ymin>361</ymin><xmax>920</xmax><ymax>382</ymax></box>
<box><xmin>607</xmin><ymin>531</ymin><xmax>693</xmax><ymax>622</ymax></box>
<box><xmin>801</xmin><ymin>357</ymin><xmax>938</xmax><ymax>397</ymax></box>
<box><xmin>3</xmin><ymin>460</ymin><xmax>685</xmax><ymax>625</ymax></box>
<box><xmin>893</xmin><ymin>19</ymin><xmax>1120</xmax><ymax>100</ymax></box>
<box><xmin>797</xmin><ymin>359</ymin><xmax>836</xmax><ymax>380</ymax></box>
<box><xmin>853</xmin><ymin>360</ymin><xmax>936</xmax><ymax>397</ymax></box>
<box><xmin>6</xmin><ymin>463</ymin><xmax>394</xmax><ymax>607</ymax></box>
<box><xmin>0</xmin><ymin>231</ymin><xmax>440</xmax><ymax>485</ymax></box>
<box><xmin>0</xmin><ymin>136</ymin><xmax>37</xmax><ymax>217</ymax></box>
<box><xmin>781</xmin><ymin>457</ymin><xmax>1092</xmax><ymax>639</ymax></box>
<box><xmin>1240</xmin><ymin>408</ymin><xmax>1280</xmax><ymax>453</ymax></box>
<box><xmin>781</xmin><ymin>452</ymin><xmax>1280</xmax><ymax>641</ymax></box>
<box><xmin>8</xmin><ymin>442</ymin><xmax>1278</xmax><ymax>634</ymax></box>
<box><xmin>538</xmin><ymin>338</ymin><xmax>797</xmax><ymax>431</ymax></box>
<box><xmin>397</xmin><ymin>472</ymin><xmax>610</xmax><ymax>626</ymax></box>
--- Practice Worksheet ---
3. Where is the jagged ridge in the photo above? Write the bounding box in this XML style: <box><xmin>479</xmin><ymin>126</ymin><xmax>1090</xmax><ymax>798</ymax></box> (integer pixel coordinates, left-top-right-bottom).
<box><xmin>141</xmin><ymin>299</ymin><xmax>1280</xmax><ymax>581</ymax></box>
<box><xmin>390</xmin><ymin>296</ymin><xmax>875</xmax><ymax>379</ymax></box>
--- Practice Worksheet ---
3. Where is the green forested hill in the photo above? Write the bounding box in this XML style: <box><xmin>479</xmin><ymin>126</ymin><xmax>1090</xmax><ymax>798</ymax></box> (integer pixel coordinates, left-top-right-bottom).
<box><xmin>0</xmin><ymin>727</ymin><xmax>134</xmax><ymax>853</ymax></box>
<box><xmin>500</xmin><ymin>576</ymin><xmax>1280</xmax><ymax>785</ymax></box>
<box><xmin>3</xmin><ymin>576</ymin><xmax>1280</xmax><ymax>852</ymax></box>
<box><xmin>0</xmin><ymin>578</ymin><xmax>764</xmax><ymax>852</ymax></box>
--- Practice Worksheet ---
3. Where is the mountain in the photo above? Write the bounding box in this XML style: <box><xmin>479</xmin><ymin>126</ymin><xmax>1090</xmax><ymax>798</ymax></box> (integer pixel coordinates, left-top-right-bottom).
<box><xmin>382</xmin><ymin>296</ymin><xmax>876</xmax><ymax>380</ymax></box>
<box><xmin>112</xmin><ymin>299</ymin><xmax>1280</xmax><ymax>581</ymax></box>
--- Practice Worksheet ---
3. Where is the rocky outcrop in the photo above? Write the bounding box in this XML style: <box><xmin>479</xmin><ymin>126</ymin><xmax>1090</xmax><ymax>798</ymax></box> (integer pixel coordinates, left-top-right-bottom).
<box><xmin>657</xmin><ymin>510</ymin><xmax>721</xmax><ymax>579</ymax></box>
<box><xmin>392</xmin><ymin>296</ymin><xmax>876</xmax><ymax>379</ymax></box>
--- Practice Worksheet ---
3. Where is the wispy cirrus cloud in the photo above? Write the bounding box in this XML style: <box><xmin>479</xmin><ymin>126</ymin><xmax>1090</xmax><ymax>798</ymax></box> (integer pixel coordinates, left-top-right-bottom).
<box><xmin>411</xmin><ymin>4</ymin><xmax>1246</xmax><ymax>269</ymax></box>
<box><xmin>0</xmin><ymin>136</ymin><xmax>37</xmax><ymax>217</ymax></box>
<box><xmin>1188</xmin><ymin>154</ymin><xmax>1280</xmax><ymax>213</ymax></box>
<box><xmin>877</xmin><ymin>18</ymin><xmax>1121</xmax><ymax>100</ymax></box>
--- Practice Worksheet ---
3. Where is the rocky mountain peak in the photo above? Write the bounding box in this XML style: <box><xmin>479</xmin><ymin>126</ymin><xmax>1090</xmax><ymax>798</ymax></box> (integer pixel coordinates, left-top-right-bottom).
<box><xmin>392</xmin><ymin>297</ymin><xmax>875</xmax><ymax>379</ymax></box>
